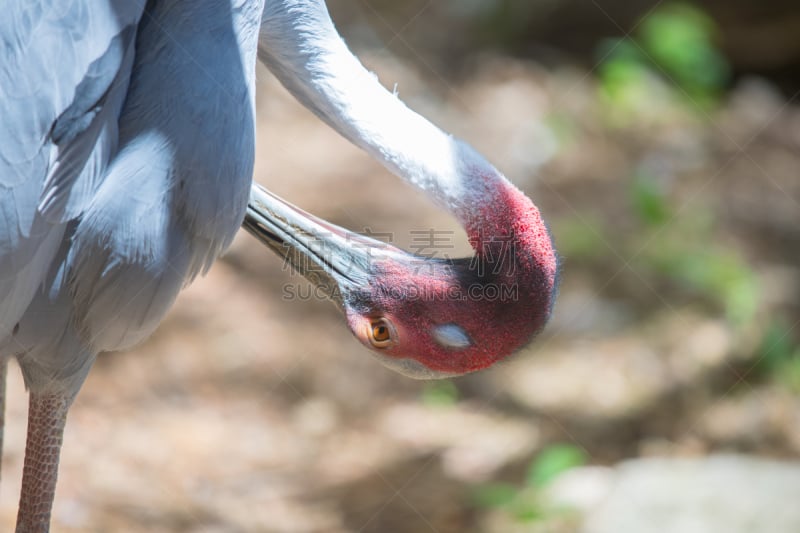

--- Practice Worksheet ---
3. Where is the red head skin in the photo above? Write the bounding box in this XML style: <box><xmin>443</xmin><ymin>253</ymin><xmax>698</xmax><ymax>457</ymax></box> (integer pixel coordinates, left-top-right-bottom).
<box><xmin>344</xmin><ymin>175</ymin><xmax>558</xmax><ymax>376</ymax></box>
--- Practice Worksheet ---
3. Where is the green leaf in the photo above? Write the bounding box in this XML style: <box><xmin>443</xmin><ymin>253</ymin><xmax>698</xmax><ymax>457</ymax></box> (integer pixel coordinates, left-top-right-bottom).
<box><xmin>665</xmin><ymin>249</ymin><xmax>758</xmax><ymax>323</ymax></box>
<box><xmin>631</xmin><ymin>173</ymin><xmax>671</xmax><ymax>226</ymax></box>
<box><xmin>755</xmin><ymin>321</ymin><xmax>800</xmax><ymax>392</ymax></box>
<box><xmin>472</xmin><ymin>483</ymin><xmax>519</xmax><ymax>508</ymax></box>
<box><xmin>777</xmin><ymin>350</ymin><xmax>800</xmax><ymax>394</ymax></box>
<box><xmin>511</xmin><ymin>502</ymin><xmax>544</xmax><ymax>523</ymax></box>
<box><xmin>421</xmin><ymin>380</ymin><xmax>459</xmax><ymax>407</ymax></box>
<box><xmin>639</xmin><ymin>2</ymin><xmax>730</xmax><ymax>100</ymax></box>
<box><xmin>757</xmin><ymin>320</ymin><xmax>796</xmax><ymax>373</ymax></box>
<box><xmin>527</xmin><ymin>444</ymin><xmax>587</xmax><ymax>488</ymax></box>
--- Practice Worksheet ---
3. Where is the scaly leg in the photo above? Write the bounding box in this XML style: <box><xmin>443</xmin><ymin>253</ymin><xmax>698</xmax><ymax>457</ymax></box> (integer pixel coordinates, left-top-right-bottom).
<box><xmin>0</xmin><ymin>357</ymin><xmax>6</xmax><ymax>485</ymax></box>
<box><xmin>15</xmin><ymin>391</ymin><xmax>72</xmax><ymax>533</ymax></box>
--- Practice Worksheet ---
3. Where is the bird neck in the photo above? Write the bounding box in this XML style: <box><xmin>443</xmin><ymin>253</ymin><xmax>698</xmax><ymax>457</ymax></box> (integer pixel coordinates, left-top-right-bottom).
<box><xmin>260</xmin><ymin>0</ymin><xmax>557</xmax><ymax>287</ymax></box>
<box><xmin>260</xmin><ymin>0</ymin><xmax>472</xmax><ymax>210</ymax></box>
<box><xmin>463</xmin><ymin>179</ymin><xmax>558</xmax><ymax>292</ymax></box>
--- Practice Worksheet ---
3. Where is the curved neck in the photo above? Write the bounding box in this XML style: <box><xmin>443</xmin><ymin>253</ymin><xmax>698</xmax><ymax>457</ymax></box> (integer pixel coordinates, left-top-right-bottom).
<box><xmin>260</xmin><ymin>1</ymin><xmax>485</xmax><ymax>212</ymax></box>
<box><xmin>258</xmin><ymin>0</ymin><xmax>556</xmax><ymax>284</ymax></box>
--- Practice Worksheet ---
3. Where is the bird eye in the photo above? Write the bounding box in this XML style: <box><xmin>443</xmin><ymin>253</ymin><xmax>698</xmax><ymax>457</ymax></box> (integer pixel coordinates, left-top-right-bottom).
<box><xmin>368</xmin><ymin>318</ymin><xmax>395</xmax><ymax>348</ymax></box>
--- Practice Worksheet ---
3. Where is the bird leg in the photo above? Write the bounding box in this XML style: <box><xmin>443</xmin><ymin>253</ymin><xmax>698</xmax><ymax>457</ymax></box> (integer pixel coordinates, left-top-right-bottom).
<box><xmin>15</xmin><ymin>391</ymin><xmax>72</xmax><ymax>533</ymax></box>
<box><xmin>0</xmin><ymin>357</ymin><xmax>6</xmax><ymax>485</ymax></box>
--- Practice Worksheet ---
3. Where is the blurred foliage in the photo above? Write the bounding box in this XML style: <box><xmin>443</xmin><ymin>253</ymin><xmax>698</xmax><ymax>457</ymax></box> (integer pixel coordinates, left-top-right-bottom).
<box><xmin>420</xmin><ymin>380</ymin><xmax>460</xmax><ymax>407</ymax></box>
<box><xmin>598</xmin><ymin>40</ymin><xmax>679</xmax><ymax>126</ymax></box>
<box><xmin>756</xmin><ymin>321</ymin><xmax>800</xmax><ymax>393</ymax></box>
<box><xmin>526</xmin><ymin>444</ymin><xmax>588</xmax><ymax>488</ymax></box>
<box><xmin>556</xmin><ymin>216</ymin><xmax>608</xmax><ymax>262</ymax></box>
<box><xmin>630</xmin><ymin>171</ymin><xmax>672</xmax><ymax>226</ymax></box>
<box><xmin>473</xmin><ymin>444</ymin><xmax>586</xmax><ymax>524</ymax></box>
<box><xmin>599</xmin><ymin>2</ymin><xmax>730</xmax><ymax>121</ymax></box>
<box><xmin>629</xmin><ymin>173</ymin><xmax>758</xmax><ymax>324</ymax></box>
<box><xmin>639</xmin><ymin>3</ymin><xmax>730</xmax><ymax>99</ymax></box>
<box><xmin>647</xmin><ymin>243</ymin><xmax>758</xmax><ymax>324</ymax></box>
<box><xmin>472</xmin><ymin>483</ymin><xmax>519</xmax><ymax>509</ymax></box>
<box><xmin>556</xmin><ymin>169</ymin><xmax>759</xmax><ymax>324</ymax></box>
<box><xmin>544</xmin><ymin>112</ymin><xmax>579</xmax><ymax>149</ymax></box>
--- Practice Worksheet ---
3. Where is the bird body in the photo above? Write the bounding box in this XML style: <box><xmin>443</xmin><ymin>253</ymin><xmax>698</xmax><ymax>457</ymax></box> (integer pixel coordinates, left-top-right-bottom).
<box><xmin>1</xmin><ymin>1</ymin><xmax>264</xmax><ymax>530</ymax></box>
<box><xmin>0</xmin><ymin>1</ymin><xmax>140</xmax><ymax>352</ymax></box>
<box><xmin>2</xmin><ymin>0</ymin><xmax>263</xmax><ymax>396</ymax></box>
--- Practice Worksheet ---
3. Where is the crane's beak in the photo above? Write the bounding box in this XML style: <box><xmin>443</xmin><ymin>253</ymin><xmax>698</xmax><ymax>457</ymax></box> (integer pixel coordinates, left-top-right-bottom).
<box><xmin>244</xmin><ymin>185</ymin><xmax>462</xmax><ymax>381</ymax></box>
<box><xmin>243</xmin><ymin>184</ymin><xmax>392</xmax><ymax>306</ymax></box>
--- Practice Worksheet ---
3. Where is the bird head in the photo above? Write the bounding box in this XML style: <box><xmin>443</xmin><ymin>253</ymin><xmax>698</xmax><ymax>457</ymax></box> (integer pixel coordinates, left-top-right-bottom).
<box><xmin>245</xmin><ymin>180</ymin><xmax>557</xmax><ymax>379</ymax></box>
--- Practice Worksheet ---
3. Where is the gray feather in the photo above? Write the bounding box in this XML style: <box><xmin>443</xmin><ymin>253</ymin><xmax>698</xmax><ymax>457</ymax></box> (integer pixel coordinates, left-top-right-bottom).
<box><xmin>40</xmin><ymin>24</ymin><xmax>138</xmax><ymax>222</ymax></box>
<box><xmin>0</xmin><ymin>0</ymin><xmax>263</xmax><ymax>399</ymax></box>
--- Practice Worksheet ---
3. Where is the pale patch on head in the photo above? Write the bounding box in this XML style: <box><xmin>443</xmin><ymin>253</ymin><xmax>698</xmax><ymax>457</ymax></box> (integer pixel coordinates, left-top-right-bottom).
<box><xmin>432</xmin><ymin>324</ymin><xmax>472</xmax><ymax>350</ymax></box>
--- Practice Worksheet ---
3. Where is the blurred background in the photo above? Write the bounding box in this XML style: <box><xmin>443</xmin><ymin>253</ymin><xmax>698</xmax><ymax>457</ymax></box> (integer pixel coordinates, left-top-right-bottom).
<box><xmin>2</xmin><ymin>1</ymin><xmax>799</xmax><ymax>531</ymax></box>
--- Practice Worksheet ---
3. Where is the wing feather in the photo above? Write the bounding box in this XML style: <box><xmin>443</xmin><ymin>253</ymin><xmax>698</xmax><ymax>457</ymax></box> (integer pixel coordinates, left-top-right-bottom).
<box><xmin>0</xmin><ymin>0</ymin><xmax>143</xmax><ymax>339</ymax></box>
<box><xmin>39</xmin><ymin>23</ymin><xmax>138</xmax><ymax>221</ymax></box>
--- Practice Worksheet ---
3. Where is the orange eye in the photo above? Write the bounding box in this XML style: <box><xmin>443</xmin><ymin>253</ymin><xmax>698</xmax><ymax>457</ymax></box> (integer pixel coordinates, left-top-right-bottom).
<box><xmin>372</xmin><ymin>324</ymin><xmax>390</xmax><ymax>341</ymax></box>
<box><xmin>368</xmin><ymin>318</ymin><xmax>395</xmax><ymax>348</ymax></box>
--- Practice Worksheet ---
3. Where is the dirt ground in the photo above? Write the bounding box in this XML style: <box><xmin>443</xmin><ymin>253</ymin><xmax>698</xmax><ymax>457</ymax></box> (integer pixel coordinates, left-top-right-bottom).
<box><xmin>1</xmin><ymin>44</ymin><xmax>798</xmax><ymax>532</ymax></box>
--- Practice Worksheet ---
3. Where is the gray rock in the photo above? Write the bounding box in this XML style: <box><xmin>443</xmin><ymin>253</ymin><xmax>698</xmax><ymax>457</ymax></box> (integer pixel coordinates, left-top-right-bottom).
<box><xmin>546</xmin><ymin>455</ymin><xmax>800</xmax><ymax>533</ymax></box>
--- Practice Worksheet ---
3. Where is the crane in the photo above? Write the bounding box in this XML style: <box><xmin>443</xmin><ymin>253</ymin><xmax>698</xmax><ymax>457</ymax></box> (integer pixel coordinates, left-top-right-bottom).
<box><xmin>0</xmin><ymin>0</ymin><xmax>558</xmax><ymax>531</ymax></box>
